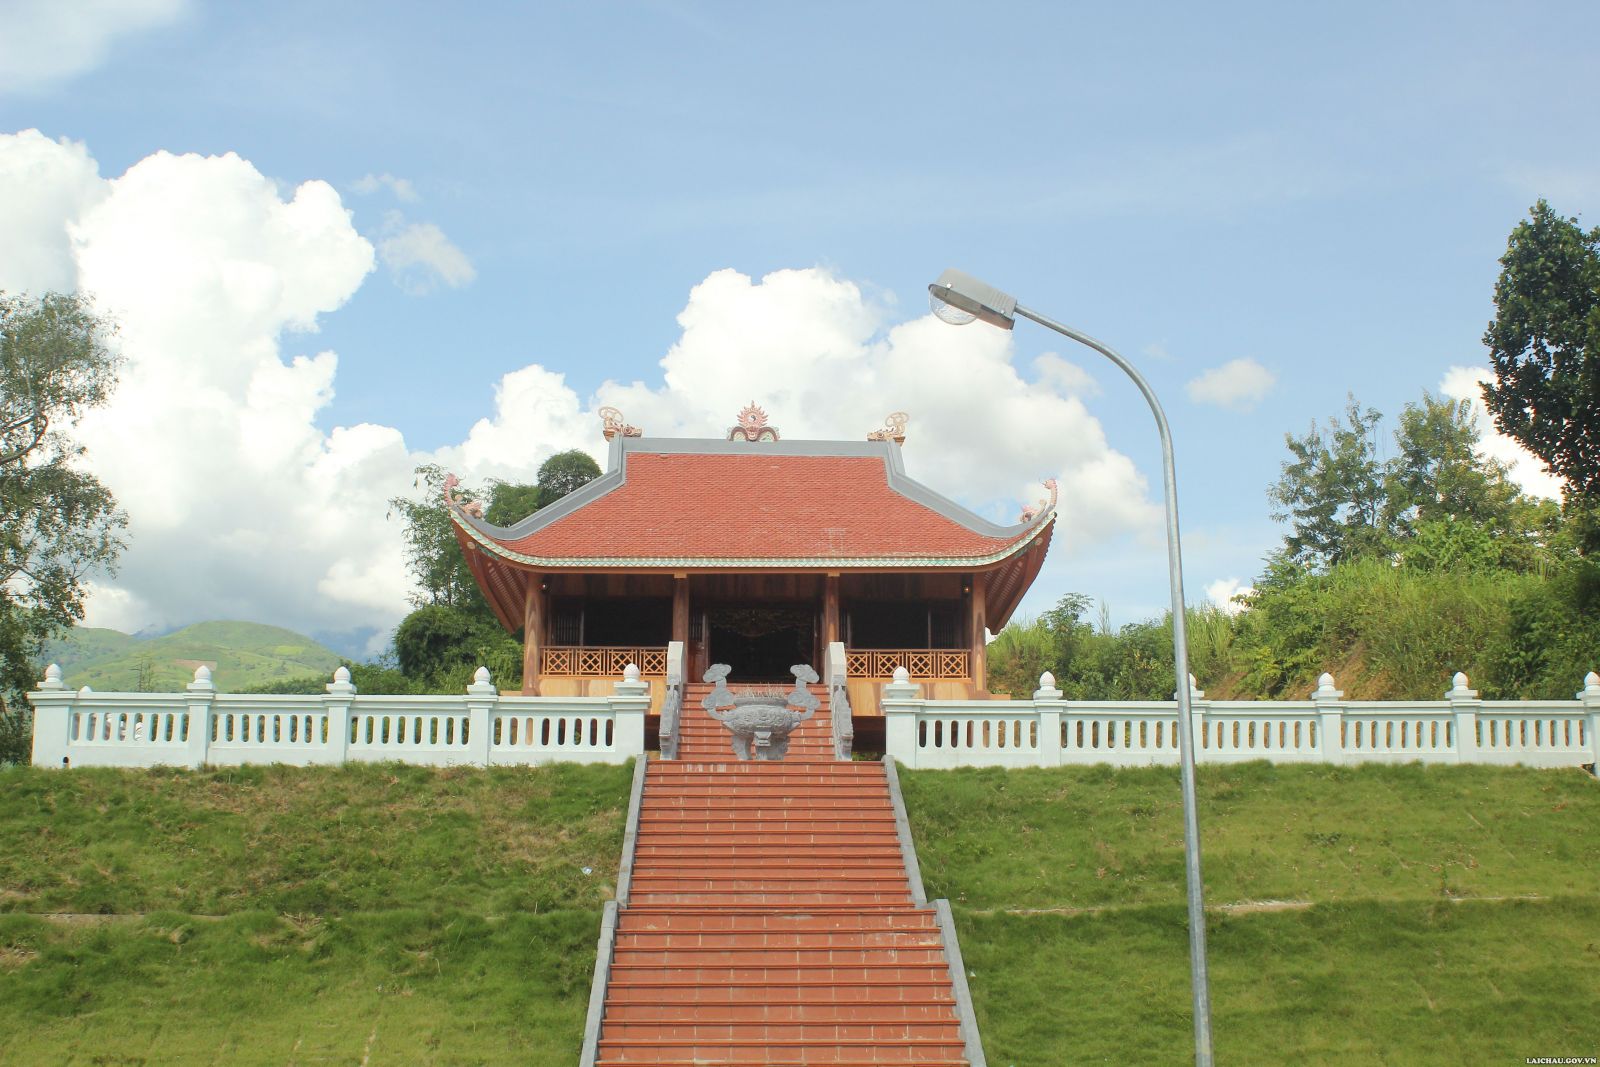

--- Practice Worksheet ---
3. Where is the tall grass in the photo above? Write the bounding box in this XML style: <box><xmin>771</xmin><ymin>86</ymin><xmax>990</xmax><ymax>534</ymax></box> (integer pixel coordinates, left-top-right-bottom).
<box><xmin>989</xmin><ymin>559</ymin><xmax>1600</xmax><ymax>701</ymax></box>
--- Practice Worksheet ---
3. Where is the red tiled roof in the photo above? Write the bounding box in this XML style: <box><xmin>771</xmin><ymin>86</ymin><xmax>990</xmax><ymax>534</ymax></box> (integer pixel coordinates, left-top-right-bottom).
<box><xmin>458</xmin><ymin>452</ymin><xmax>1046</xmax><ymax>565</ymax></box>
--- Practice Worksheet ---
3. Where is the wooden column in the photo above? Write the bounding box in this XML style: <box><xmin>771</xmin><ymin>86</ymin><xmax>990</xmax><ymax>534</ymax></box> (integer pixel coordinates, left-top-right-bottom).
<box><xmin>968</xmin><ymin>571</ymin><xmax>988</xmax><ymax>689</ymax></box>
<box><xmin>521</xmin><ymin>574</ymin><xmax>546</xmax><ymax>695</ymax></box>
<box><xmin>672</xmin><ymin>574</ymin><xmax>690</xmax><ymax>648</ymax></box>
<box><xmin>822</xmin><ymin>574</ymin><xmax>840</xmax><ymax>647</ymax></box>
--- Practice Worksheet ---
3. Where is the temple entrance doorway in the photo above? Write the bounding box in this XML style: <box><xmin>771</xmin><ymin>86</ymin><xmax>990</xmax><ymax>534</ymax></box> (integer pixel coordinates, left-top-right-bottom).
<box><xmin>705</xmin><ymin>606</ymin><xmax>814</xmax><ymax>681</ymax></box>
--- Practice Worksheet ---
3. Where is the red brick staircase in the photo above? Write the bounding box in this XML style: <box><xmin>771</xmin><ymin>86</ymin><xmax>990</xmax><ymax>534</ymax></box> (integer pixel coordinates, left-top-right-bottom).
<box><xmin>586</xmin><ymin>680</ymin><xmax>981</xmax><ymax>1065</ymax></box>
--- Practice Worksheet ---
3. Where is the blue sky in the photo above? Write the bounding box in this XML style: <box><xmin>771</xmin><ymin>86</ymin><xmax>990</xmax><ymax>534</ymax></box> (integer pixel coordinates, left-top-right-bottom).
<box><xmin>1</xmin><ymin>1</ymin><xmax>1594</xmax><ymax>658</ymax></box>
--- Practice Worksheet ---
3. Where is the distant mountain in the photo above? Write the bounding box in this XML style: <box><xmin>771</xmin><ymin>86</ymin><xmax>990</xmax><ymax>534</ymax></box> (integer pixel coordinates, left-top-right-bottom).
<box><xmin>39</xmin><ymin>621</ymin><xmax>343</xmax><ymax>693</ymax></box>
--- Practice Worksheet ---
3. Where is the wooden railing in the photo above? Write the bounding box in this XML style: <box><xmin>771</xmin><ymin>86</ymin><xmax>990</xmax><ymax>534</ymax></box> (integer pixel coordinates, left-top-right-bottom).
<box><xmin>543</xmin><ymin>646</ymin><xmax>668</xmax><ymax>677</ymax></box>
<box><xmin>846</xmin><ymin>648</ymin><xmax>970</xmax><ymax>679</ymax></box>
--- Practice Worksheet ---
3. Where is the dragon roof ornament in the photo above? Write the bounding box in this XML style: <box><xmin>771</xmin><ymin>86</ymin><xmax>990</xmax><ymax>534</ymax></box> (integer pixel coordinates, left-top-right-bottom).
<box><xmin>598</xmin><ymin>406</ymin><xmax>641</xmax><ymax>441</ymax></box>
<box><xmin>866</xmin><ymin>411</ymin><xmax>909</xmax><ymax>445</ymax></box>
<box><xmin>442</xmin><ymin>472</ymin><xmax>484</xmax><ymax>518</ymax></box>
<box><xmin>728</xmin><ymin>401</ymin><xmax>779</xmax><ymax>442</ymax></box>
<box><xmin>1019</xmin><ymin>477</ymin><xmax>1059</xmax><ymax>523</ymax></box>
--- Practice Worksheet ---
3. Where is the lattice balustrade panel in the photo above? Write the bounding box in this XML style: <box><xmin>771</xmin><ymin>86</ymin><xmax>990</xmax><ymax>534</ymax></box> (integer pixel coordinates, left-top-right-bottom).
<box><xmin>845</xmin><ymin>648</ymin><xmax>971</xmax><ymax>679</ymax></box>
<box><xmin>541</xmin><ymin>646</ymin><xmax>669</xmax><ymax>677</ymax></box>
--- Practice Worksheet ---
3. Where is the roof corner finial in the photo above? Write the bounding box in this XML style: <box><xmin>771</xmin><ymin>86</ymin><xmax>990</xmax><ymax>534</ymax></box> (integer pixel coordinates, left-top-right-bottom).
<box><xmin>599</xmin><ymin>406</ymin><xmax>641</xmax><ymax>441</ymax></box>
<box><xmin>866</xmin><ymin>411</ymin><xmax>909</xmax><ymax>446</ymax></box>
<box><xmin>1019</xmin><ymin>478</ymin><xmax>1059</xmax><ymax>523</ymax></box>
<box><xmin>728</xmin><ymin>402</ymin><xmax>778</xmax><ymax>442</ymax></box>
<box><xmin>442</xmin><ymin>473</ymin><xmax>484</xmax><ymax>518</ymax></box>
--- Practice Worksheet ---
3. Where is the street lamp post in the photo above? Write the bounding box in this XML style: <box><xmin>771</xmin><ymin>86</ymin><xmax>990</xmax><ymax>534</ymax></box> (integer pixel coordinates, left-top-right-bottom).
<box><xmin>928</xmin><ymin>268</ymin><xmax>1214</xmax><ymax>1065</ymax></box>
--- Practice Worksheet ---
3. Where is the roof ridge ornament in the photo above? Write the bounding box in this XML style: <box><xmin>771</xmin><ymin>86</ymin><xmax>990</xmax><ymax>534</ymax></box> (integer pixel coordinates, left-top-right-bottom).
<box><xmin>599</xmin><ymin>406</ymin><xmax>641</xmax><ymax>441</ymax></box>
<box><xmin>866</xmin><ymin>411</ymin><xmax>909</xmax><ymax>446</ymax></box>
<box><xmin>1019</xmin><ymin>477</ymin><xmax>1058</xmax><ymax>523</ymax></box>
<box><xmin>442</xmin><ymin>472</ymin><xmax>483</xmax><ymax>518</ymax></box>
<box><xmin>728</xmin><ymin>401</ymin><xmax>779</xmax><ymax>442</ymax></box>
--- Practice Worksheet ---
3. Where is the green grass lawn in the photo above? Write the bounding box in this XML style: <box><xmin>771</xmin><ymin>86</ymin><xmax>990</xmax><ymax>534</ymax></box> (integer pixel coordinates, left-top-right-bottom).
<box><xmin>0</xmin><ymin>761</ymin><xmax>632</xmax><ymax>1065</ymax></box>
<box><xmin>4</xmin><ymin>760</ymin><xmax>1597</xmax><ymax>1064</ymax></box>
<box><xmin>902</xmin><ymin>763</ymin><xmax>1600</xmax><ymax>1065</ymax></box>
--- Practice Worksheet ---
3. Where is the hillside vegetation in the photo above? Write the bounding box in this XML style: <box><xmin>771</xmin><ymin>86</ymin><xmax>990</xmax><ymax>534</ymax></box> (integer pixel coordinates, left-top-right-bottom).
<box><xmin>38</xmin><ymin>620</ymin><xmax>343</xmax><ymax>693</ymax></box>
<box><xmin>989</xmin><ymin>385</ymin><xmax>1600</xmax><ymax>703</ymax></box>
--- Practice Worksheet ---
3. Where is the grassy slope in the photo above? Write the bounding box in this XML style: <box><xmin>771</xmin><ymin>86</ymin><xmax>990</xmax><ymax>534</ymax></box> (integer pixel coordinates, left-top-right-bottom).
<box><xmin>902</xmin><ymin>763</ymin><xmax>1600</xmax><ymax>1065</ymax></box>
<box><xmin>0</xmin><ymin>762</ymin><xmax>632</xmax><ymax>1065</ymax></box>
<box><xmin>40</xmin><ymin>621</ymin><xmax>343</xmax><ymax>692</ymax></box>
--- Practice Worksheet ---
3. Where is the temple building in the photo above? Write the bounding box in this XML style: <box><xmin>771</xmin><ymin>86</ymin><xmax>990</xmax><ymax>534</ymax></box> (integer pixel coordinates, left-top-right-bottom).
<box><xmin>445</xmin><ymin>404</ymin><xmax>1055</xmax><ymax>724</ymax></box>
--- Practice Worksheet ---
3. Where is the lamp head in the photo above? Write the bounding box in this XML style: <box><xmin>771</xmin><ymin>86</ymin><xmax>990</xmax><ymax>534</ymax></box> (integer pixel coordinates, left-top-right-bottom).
<box><xmin>928</xmin><ymin>269</ymin><xmax>1017</xmax><ymax>330</ymax></box>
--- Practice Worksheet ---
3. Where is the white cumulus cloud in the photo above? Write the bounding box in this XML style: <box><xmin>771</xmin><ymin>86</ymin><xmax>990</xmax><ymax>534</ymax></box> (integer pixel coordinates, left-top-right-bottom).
<box><xmin>1</xmin><ymin>132</ymin><xmax>1163</xmax><ymax>659</ymax></box>
<box><xmin>0</xmin><ymin>0</ymin><xmax>188</xmax><ymax>94</ymax></box>
<box><xmin>1204</xmin><ymin>577</ymin><xmax>1252</xmax><ymax>615</ymax></box>
<box><xmin>1185</xmin><ymin>357</ymin><xmax>1276</xmax><ymax>412</ymax></box>
<box><xmin>586</xmin><ymin>267</ymin><xmax>1162</xmax><ymax>547</ymax></box>
<box><xmin>1438</xmin><ymin>366</ymin><xmax>1564</xmax><ymax>500</ymax></box>
<box><xmin>376</xmin><ymin>211</ymin><xmax>476</xmax><ymax>294</ymax></box>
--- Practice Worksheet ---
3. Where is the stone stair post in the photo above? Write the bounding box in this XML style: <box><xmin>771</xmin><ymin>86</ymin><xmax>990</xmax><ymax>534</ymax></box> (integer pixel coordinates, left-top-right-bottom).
<box><xmin>1311</xmin><ymin>672</ymin><xmax>1345</xmax><ymax>763</ymax></box>
<box><xmin>27</xmin><ymin>665</ymin><xmax>75</xmax><ymax>768</ymax></box>
<box><xmin>609</xmin><ymin>663</ymin><xmax>650</xmax><ymax>758</ymax></box>
<box><xmin>881</xmin><ymin>666</ymin><xmax>923</xmax><ymax>768</ymax></box>
<box><xmin>184</xmin><ymin>666</ymin><xmax>217</xmax><ymax>768</ymax></box>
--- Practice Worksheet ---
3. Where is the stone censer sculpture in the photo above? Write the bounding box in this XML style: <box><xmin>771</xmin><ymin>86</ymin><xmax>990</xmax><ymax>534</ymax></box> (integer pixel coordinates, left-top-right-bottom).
<box><xmin>701</xmin><ymin>663</ymin><xmax>819</xmax><ymax>761</ymax></box>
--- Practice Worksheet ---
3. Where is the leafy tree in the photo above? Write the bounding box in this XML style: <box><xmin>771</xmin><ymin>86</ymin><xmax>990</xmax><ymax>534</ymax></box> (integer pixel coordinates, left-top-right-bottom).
<box><xmin>534</xmin><ymin>449</ymin><xmax>601</xmax><ymax>508</ymax></box>
<box><xmin>388</xmin><ymin>464</ymin><xmax>489</xmax><ymax>612</ymax></box>
<box><xmin>1385</xmin><ymin>392</ymin><xmax>1520</xmax><ymax>532</ymax></box>
<box><xmin>388</xmin><ymin>453</ymin><xmax>600</xmax><ymax>610</ymax></box>
<box><xmin>1267</xmin><ymin>396</ymin><xmax>1391</xmax><ymax>568</ymax></box>
<box><xmin>393</xmin><ymin>604</ymin><xmax>521</xmax><ymax>691</ymax></box>
<box><xmin>1482</xmin><ymin>200</ymin><xmax>1600</xmax><ymax>503</ymax></box>
<box><xmin>0</xmin><ymin>292</ymin><xmax>126</xmax><ymax>763</ymax></box>
<box><xmin>386</xmin><ymin>451</ymin><xmax>598</xmax><ymax>689</ymax></box>
<box><xmin>484</xmin><ymin>482</ymin><xmax>542</xmax><ymax>526</ymax></box>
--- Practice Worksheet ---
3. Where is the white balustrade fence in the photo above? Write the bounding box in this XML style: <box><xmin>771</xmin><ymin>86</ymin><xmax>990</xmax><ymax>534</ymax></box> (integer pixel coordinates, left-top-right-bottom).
<box><xmin>29</xmin><ymin>663</ymin><xmax>651</xmax><ymax>769</ymax></box>
<box><xmin>884</xmin><ymin>669</ymin><xmax>1600</xmax><ymax>772</ymax></box>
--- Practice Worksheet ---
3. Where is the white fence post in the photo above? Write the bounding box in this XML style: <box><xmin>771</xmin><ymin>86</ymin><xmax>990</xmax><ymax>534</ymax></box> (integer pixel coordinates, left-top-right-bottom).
<box><xmin>28</xmin><ymin>665</ymin><xmax>75</xmax><ymax>768</ymax></box>
<box><xmin>1311</xmin><ymin>672</ymin><xmax>1345</xmax><ymax>762</ymax></box>
<box><xmin>184</xmin><ymin>666</ymin><xmax>216</xmax><ymax>768</ymax></box>
<box><xmin>609</xmin><ymin>663</ymin><xmax>649</xmax><ymax>757</ymax></box>
<box><xmin>882</xmin><ymin>667</ymin><xmax>922</xmax><ymax>768</ymax></box>
<box><xmin>324</xmin><ymin>667</ymin><xmax>356</xmax><ymax>764</ymax></box>
<box><xmin>1034</xmin><ymin>671</ymin><xmax>1064</xmax><ymax>768</ymax></box>
<box><xmin>1447</xmin><ymin>671</ymin><xmax>1480</xmax><ymax>763</ymax></box>
<box><xmin>1579</xmin><ymin>671</ymin><xmax>1600</xmax><ymax>773</ymax></box>
<box><xmin>465</xmin><ymin>667</ymin><xmax>498</xmax><ymax>766</ymax></box>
